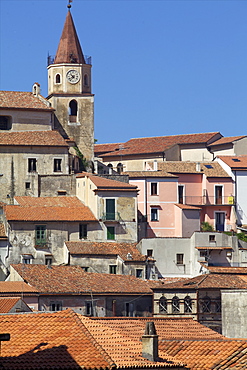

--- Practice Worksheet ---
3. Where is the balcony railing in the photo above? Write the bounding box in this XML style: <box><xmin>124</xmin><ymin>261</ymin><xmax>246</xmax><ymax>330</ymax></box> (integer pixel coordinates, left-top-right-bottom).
<box><xmin>101</xmin><ymin>212</ymin><xmax>121</xmax><ymax>222</ymax></box>
<box><xmin>181</xmin><ymin>196</ymin><xmax>235</xmax><ymax>206</ymax></box>
<box><xmin>47</xmin><ymin>54</ymin><xmax>92</xmax><ymax>66</ymax></box>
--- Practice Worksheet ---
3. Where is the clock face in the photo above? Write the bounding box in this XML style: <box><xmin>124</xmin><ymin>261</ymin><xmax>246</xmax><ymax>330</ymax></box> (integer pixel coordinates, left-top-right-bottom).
<box><xmin>66</xmin><ymin>69</ymin><xmax>80</xmax><ymax>84</ymax></box>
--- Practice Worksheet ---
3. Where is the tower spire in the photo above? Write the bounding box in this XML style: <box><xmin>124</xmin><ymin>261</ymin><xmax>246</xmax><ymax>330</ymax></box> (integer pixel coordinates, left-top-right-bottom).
<box><xmin>54</xmin><ymin>5</ymin><xmax>85</xmax><ymax>64</ymax></box>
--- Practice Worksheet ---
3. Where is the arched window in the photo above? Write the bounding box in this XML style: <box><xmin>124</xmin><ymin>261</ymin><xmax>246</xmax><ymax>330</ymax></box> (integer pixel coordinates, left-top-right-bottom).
<box><xmin>172</xmin><ymin>296</ymin><xmax>180</xmax><ymax>313</ymax></box>
<box><xmin>56</xmin><ymin>74</ymin><xmax>61</xmax><ymax>83</ymax></box>
<box><xmin>69</xmin><ymin>100</ymin><xmax>78</xmax><ymax>123</ymax></box>
<box><xmin>200</xmin><ymin>296</ymin><xmax>211</xmax><ymax>313</ymax></box>
<box><xmin>184</xmin><ymin>296</ymin><xmax>192</xmax><ymax>313</ymax></box>
<box><xmin>107</xmin><ymin>163</ymin><xmax>113</xmax><ymax>169</ymax></box>
<box><xmin>159</xmin><ymin>297</ymin><xmax>167</xmax><ymax>314</ymax></box>
<box><xmin>117</xmin><ymin>163</ymin><xmax>123</xmax><ymax>174</ymax></box>
<box><xmin>84</xmin><ymin>74</ymin><xmax>88</xmax><ymax>86</ymax></box>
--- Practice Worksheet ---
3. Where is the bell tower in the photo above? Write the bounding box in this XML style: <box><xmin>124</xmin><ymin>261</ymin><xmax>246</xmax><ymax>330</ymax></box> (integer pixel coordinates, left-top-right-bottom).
<box><xmin>47</xmin><ymin>3</ymin><xmax>94</xmax><ymax>162</ymax></box>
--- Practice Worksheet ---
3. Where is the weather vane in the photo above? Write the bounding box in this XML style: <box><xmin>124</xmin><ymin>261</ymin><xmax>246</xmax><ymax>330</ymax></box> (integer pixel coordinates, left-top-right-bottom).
<box><xmin>67</xmin><ymin>0</ymin><xmax>73</xmax><ymax>9</ymax></box>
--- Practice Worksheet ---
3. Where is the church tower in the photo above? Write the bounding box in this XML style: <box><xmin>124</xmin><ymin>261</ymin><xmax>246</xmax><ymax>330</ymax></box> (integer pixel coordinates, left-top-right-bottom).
<box><xmin>47</xmin><ymin>4</ymin><xmax>94</xmax><ymax>162</ymax></box>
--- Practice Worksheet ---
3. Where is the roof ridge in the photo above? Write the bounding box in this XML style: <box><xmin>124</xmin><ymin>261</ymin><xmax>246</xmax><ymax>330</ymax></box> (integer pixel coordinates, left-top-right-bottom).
<box><xmin>73</xmin><ymin>313</ymin><xmax>116</xmax><ymax>368</ymax></box>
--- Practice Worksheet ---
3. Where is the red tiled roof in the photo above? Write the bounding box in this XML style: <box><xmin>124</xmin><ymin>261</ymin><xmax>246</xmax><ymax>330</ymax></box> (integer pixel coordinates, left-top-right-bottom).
<box><xmin>0</xmin><ymin>281</ymin><xmax>38</xmax><ymax>294</ymax></box>
<box><xmin>11</xmin><ymin>264</ymin><xmax>153</xmax><ymax>295</ymax></box>
<box><xmin>0</xmin><ymin>91</ymin><xmax>53</xmax><ymax>110</ymax></box>
<box><xmin>158</xmin><ymin>161</ymin><xmax>230</xmax><ymax>178</ymax></box>
<box><xmin>146</xmin><ymin>278</ymin><xmax>188</xmax><ymax>289</ymax></box>
<box><xmin>0</xmin><ymin>131</ymin><xmax>68</xmax><ymax>147</ymax></box>
<box><xmin>126</xmin><ymin>171</ymin><xmax>177</xmax><ymax>178</ymax></box>
<box><xmin>175</xmin><ymin>204</ymin><xmax>202</xmax><ymax>210</ymax></box>
<box><xmin>218</xmin><ymin>155</ymin><xmax>247</xmax><ymax>169</ymax></box>
<box><xmin>77</xmin><ymin>172</ymin><xmax>138</xmax><ymax>191</ymax></box>
<box><xmin>99</xmin><ymin>132</ymin><xmax>221</xmax><ymax>158</ymax></box>
<box><xmin>54</xmin><ymin>11</ymin><xmax>85</xmax><ymax>64</ymax></box>
<box><xmin>0</xmin><ymin>309</ymin><xmax>112</xmax><ymax>369</ymax></box>
<box><xmin>204</xmin><ymin>265</ymin><xmax>247</xmax><ymax>274</ymax></box>
<box><xmin>209</xmin><ymin>135</ymin><xmax>246</xmax><ymax>147</ymax></box>
<box><xmin>5</xmin><ymin>196</ymin><xmax>96</xmax><ymax>222</ymax></box>
<box><xmin>94</xmin><ymin>143</ymin><xmax>123</xmax><ymax>156</ymax></box>
<box><xmin>160</xmin><ymin>340</ymin><xmax>247</xmax><ymax>370</ymax></box>
<box><xmin>0</xmin><ymin>297</ymin><xmax>21</xmax><ymax>313</ymax></box>
<box><xmin>65</xmin><ymin>241</ymin><xmax>146</xmax><ymax>261</ymax></box>
<box><xmin>157</xmin><ymin>273</ymin><xmax>247</xmax><ymax>290</ymax></box>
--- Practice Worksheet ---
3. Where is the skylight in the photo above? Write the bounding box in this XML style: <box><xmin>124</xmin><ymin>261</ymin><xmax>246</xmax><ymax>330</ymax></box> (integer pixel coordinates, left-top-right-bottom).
<box><xmin>205</xmin><ymin>164</ymin><xmax>213</xmax><ymax>169</ymax></box>
<box><xmin>232</xmin><ymin>158</ymin><xmax>240</xmax><ymax>162</ymax></box>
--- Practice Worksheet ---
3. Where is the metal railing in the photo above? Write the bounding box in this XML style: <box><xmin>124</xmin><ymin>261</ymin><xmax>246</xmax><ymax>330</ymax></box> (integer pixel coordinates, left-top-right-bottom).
<box><xmin>47</xmin><ymin>54</ymin><xmax>92</xmax><ymax>66</ymax></box>
<box><xmin>101</xmin><ymin>212</ymin><xmax>121</xmax><ymax>221</ymax></box>
<box><xmin>181</xmin><ymin>196</ymin><xmax>235</xmax><ymax>206</ymax></box>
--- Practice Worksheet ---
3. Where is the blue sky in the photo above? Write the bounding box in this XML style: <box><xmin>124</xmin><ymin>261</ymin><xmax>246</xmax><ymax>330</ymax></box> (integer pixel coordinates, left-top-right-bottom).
<box><xmin>1</xmin><ymin>0</ymin><xmax>247</xmax><ymax>144</ymax></box>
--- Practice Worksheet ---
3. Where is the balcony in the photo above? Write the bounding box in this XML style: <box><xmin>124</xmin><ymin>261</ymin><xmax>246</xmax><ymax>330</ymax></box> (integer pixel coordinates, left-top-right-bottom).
<box><xmin>47</xmin><ymin>55</ymin><xmax>92</xmax><ymax>66</ymax></box>
<box><xmin>101</xmin><ymin>212</ymin><xmax>121</xmax><ymax>222</ymax></box>
<box><xmin>181</xmin><ymin>196</ymin><xmax>235</xmax><ymax>206</ymax></box>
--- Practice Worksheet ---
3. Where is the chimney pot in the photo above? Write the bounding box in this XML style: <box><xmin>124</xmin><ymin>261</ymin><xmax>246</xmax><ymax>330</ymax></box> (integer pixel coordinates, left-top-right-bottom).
<box><xmin>142</xmin><ymin>322</ymin><xmax>158</xmax><ymax>362</ymax></box>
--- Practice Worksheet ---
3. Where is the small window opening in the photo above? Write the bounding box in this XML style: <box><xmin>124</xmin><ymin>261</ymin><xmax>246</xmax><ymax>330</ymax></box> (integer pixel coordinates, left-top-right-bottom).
<box><xmin>151</xmin><ymin>208</ymin><xmax>158</xmax><ymax>221</ymax></box>
<box><xmin>172</xmin><ymin>296</ymin><xmax>180</xmax><ymax>313</ymax></box>
<box><xmin>184</xmin><ymin>296</ymin><xmax>192</xmax><ymax>313</ymax></box>
<box><xmin>109</xmin><ymin>265</ymin><xmax>117</xmax><ymax>274</ymax></box>
<box><xmin>25</xmin><ymin>182</ymin><xmax>31</xmax><ymax>190</ymax></box>
<box><xmin>117</xmin><ymin>163</ymin><xmax>123</xmax><ymax>174</ymax></box>
<box><xmin>54</xmin><ymin>159</ymin><xmax>62</xmax><ymax>172</ymax></box>
<box><xmin>209</xmin><ymin>235</ymin><xmax>215</xmax><ymax>242</ymax></box>
<box><xmin>176</xmin><ymin>253</ymin><xmax>184</xmax><ymax>265</ymax></box>
<box><xmin>69</xmin><ymin>100</ymin><xmax>78</xmax><ymax>122</ymax></box>
<box><xmin>151</xmin><ymin>183</ymin><xmax>158</xmax><ymax>195</ymax></box>
<box><xmin>79</xmin><ymin>224</ymin><xmax>87</xmax><ymax>239</ymax></box>
<box><xmin>159</xmin><ymin>297</ymin><xmax>167</xmax><ymax>313</ymax></box>
<box><xmin>55</xmin><ymin>74</ymin><xmax>61</xmax><ymax>83</ymax></box>
<box><xmin>51</xmin><ymin>302</ymin><xmax>62</xmax><ymax>311</ymax></box>
<box><xmin>45</xmin><ymin>257</ymin><xmax>52</xmax><ymax>266</ymax></box>
<box><xmin>28</xmin><ymin>158</ymin><xmax>37</xmax><ymax>172</ymax></box>
<box><xmin>136</xmin><ymin>269</ymin><xmax>143</xmax><ymax>278</ymax></box>
<box><xmin>0</xmin><ymin>116</ymin><xmax>12</xmax><ymax>130</ymax></box>
<box><xmin>147</xmin><ymin>249</ymin><xmax>153</xmax><ymax>257</ymax></box>
<box><xmin>84</xmin><ymin>74</ymin><xmax>88</xmax><ymax>86</ymax></box>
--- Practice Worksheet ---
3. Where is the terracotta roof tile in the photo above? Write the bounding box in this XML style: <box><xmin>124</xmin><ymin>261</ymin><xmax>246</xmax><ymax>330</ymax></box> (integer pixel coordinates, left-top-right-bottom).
<box><xmin>204</xmin><ymin>265</ymin><xmax>247</xmax><ymax>274</ymax></box>
<box><xmin>5</xmin><ymin>196</ymin><xmax>96</xmax><ymax>222</ymax></box>
<box><xmin>0</xmin><ymin>297</ymin><xmax>21</xmax><ymax>313</ymax></box>
<box><xmin>218</xmin><ymin>155</ymin><xmax>247</xmax><ymax>169</ymax></box>
<box><xmin>11</xmin><ymin>264</ymin><xmax>153</xmax><ymax>295</ymax></box>
<box><xmin>126</xmin><ymin>171</ymin><xmax>177</xmax><ymax>178</ymax></box>
<box><xmin>0</xmin><ymin>91</ymin><xmax>53</xmax><ymax>110</ymax></box>
<box><xmin>77</xmin><ymin>172</ymin><xmax>138</xmax><ymax>191</ymax></box>
<box><xmin>65</xmin><ymin>241</ymin><xmax>146</xmax><ymax>261</ymax></box>
<box><xmin>0</xmin><ymin>309</ymin><xmax>112</xmax><ymax>369</ymax></box>
<box><xmin>158</xmin><ymin>161</ymin><xmax>230</xmax><ymax>178</ymax></box>
<box><xmin>100</xmin><ymin>132</ymin><xmax>221</xmax><ymax>158</ymax></box>
<box><xmin>209</xmin><ymin>136</ymin><xmax>246</xmax><ymax>147</ymax></box>
<box><xmin>157</xmin><ymin>273</ymin><xmax>247</xmax><ymax>290</ymax></box>
<box><xmin>0</xmin><ymin>131</ymin><xmax>68</xmax><ymax>147</ymax></box>
<box><xmin>175</xmin><ymin>204</ymin><xmax>202</xmax><ymax>210</ymax></box>
<box><xmin>0</xmin><ymin>281</ymin><xmax>38</xmax><ymax>294</ymax></box>
<box><xmin>94</xmin><ymin>143</ymin><xmax>123</xmax><ymax>156</ymax></box>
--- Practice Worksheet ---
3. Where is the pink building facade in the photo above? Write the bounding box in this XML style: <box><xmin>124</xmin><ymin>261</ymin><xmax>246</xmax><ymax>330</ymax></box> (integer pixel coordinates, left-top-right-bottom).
<box><xmin>128</xmin><ymin>162</ymin><xmax>235</xmax><ymax>239</ymax></box>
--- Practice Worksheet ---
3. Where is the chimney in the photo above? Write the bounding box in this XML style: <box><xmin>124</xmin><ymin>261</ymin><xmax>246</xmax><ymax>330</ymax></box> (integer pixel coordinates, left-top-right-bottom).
<box><xmin>153</xmin><ymin>160</ymin><xmax>158</xmax><ymax>171</ymax></box>
<box><xmin>142</xmin><ymin>322</ymin><xmax>158</xmax><ymax>362</ymax></box>
<box><xmin>32</xmin><ymin>82</ymin><xmax>40</xmax><ymax>96</ymax></box>
<box><xmin>196</xmin><ymin>162</ymin><xmax>201</xmax><ymax>172</ymax></box>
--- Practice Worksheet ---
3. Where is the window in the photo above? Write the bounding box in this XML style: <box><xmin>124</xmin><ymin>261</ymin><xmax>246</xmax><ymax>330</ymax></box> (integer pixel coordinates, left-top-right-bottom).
<box><xmin>117</xmin><ymin>163</ymin><xmax>123</xmax><ymax>174</ymax></box>
<box><xmin>147</xmin><ymin>249</ymin><xmax>153</xmax><ymax>257</ymax></box>
<box><xmin>55</xmin><ymin>74</ymin><xmax>61</xmax><ymax>83</ymax></box>
<box><xmin>22</xmin><ymin>255</ymin><xmax>32</xmax><ymax>264</ymax></box>
<box><xmin>107</xmin><ymin>226</ymin><xmax>115</xmax><ymax>240</ymax></box>
<box><xmin>178</xmin><ymin>185</ymin><xmax>184</xmax><ymax>204</ymax></box>
<box><xmin>28</xmin><ymin>158</ymin><xmax>37</xmax><ymax>172</ymax></box>
<box><xmin>79</xmin><ymin>224</ymin><xmax>87</xmax><ymax>239</ymax></box>
<box><xmin>159</xmin><ymin>297</ymin><xmax>167</xmax><ymax>313</ymax></box>
<box><xmin>25</xmin><ymin>182</ymin><xmax>31</xmax><ymax>190</ymax></box>
<box><xmin>126</xmin><ymin>302</ymin><xmax>134</xmax><ymax>317</ymax></box>
<box><xmin>0</xmin><ymin>116</ymin><xmax>11</xmax><ymax>130</ymax></box>
<box><xmin>84</xmin><ymin>74</ymin><xmax>88</xmax><ymax>86</ymax></box>
<box><xmin>136</xmin><ymin>269</ymin><xmax>143</xmax><ymax>278</ymax></box>
<box><xmin>106</xmin><ymin>199</ymin><xmax>115</xmax><ymax>220</ymax></box>
<box><xmin>45</xmin><ymin>256</ymin><xmax>52</xmax><ymax>266</ymax></box>
<box><xmin>151</xmin><ymin>182</ymin><xmax>158</xmax><ymax>195</ymax></box>
<box><xmin>176</xmin><ymin>253</ymin><xmax>184</xmax><ymax>265</ymax></box>
<box><xmin>215</xmin><ymin>186</ymin><xmax>223</xmax><ymax>205</ymax></box>
<box><xmin>184</xmin><ymin>296</ymin><xmax>192</xmax><ymax>313</ymax></box>
<box><xmin>151</xmin><ymin>208</ymin><xmax>158</xmax><ymax>221</ymax></box>
<box><xmin>35</xmin><ymin>225</ymin><xmax>46</xmax><ymax>245</ymax></box>
<box><xmin>201</xmin><ymin>296</ymin><xmax>211</xmax><ymax>313</ymax></box>
<box><xmin>86</xmin><ymin>302</ymin><xmax>93</xmax><ymax>315</ymax></box>
<box><xmin>109</xmin><ymin>265</ymin><xmax>117</xmax><ymax>274</ymax></box>
<box><xmin>215</xmin><ymin>297</ymin><xmax>221</xmax><ymax>313</ymax></box>
<box><xmin>172</xmin><ymin>296</ymin><xmax>180</xmax><ymax>313</ymax></box>
<box><xmin>209</xmin><ymin>235</ymin><xmax>215</xmax><ymax>242</ymax></box>
<box><xmin>69</xmin><ymin>100</ymin><xmax>78</xmax><ymax>122</ymax></box>
<box><xmin>54</xmin><ymin>159</ymin><xmax>62</xmax><ymax>172</ymax></box>
<box><xmin>82</xmin><ymin>267</ymin><xmax>89</xmax><ymax>272</ymax></box>
<box><xmin>50</xmin><ymin>302</ymin><xmax>62</xmax><ymax>311</ymax></box>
